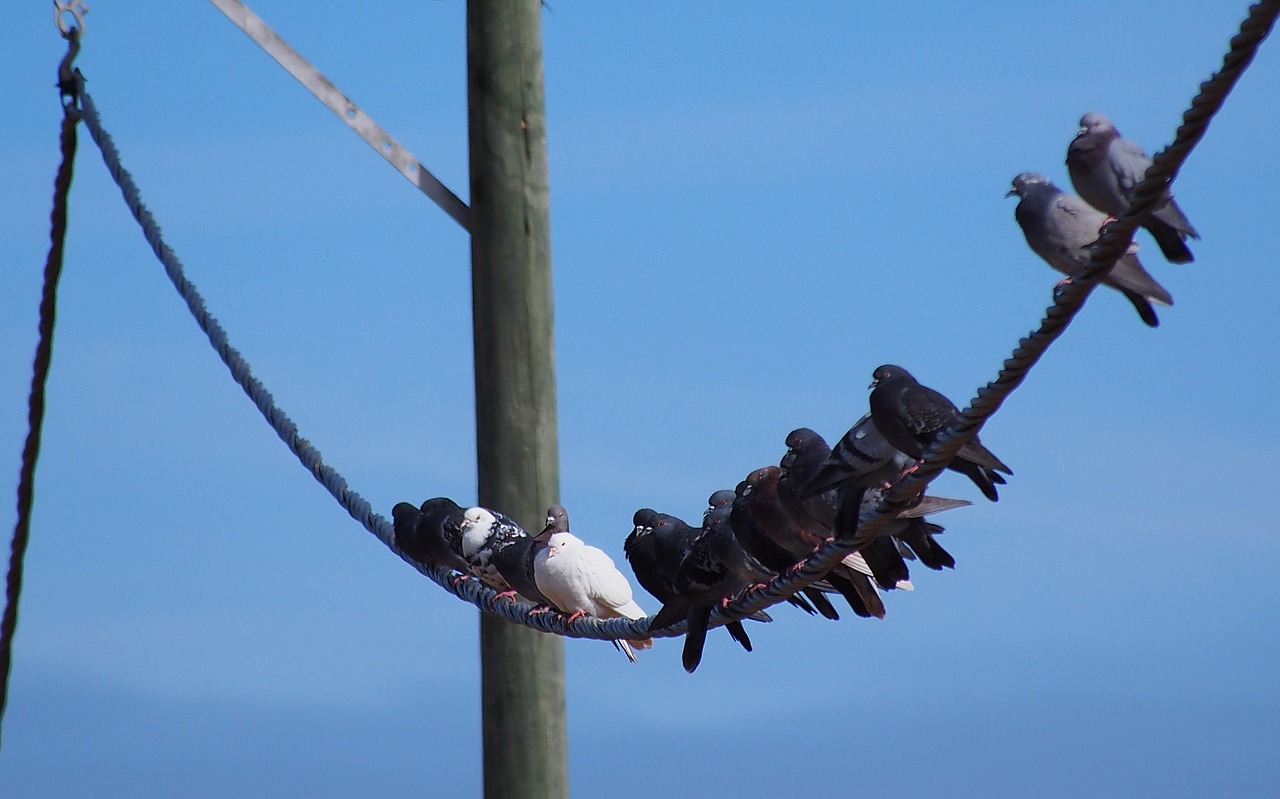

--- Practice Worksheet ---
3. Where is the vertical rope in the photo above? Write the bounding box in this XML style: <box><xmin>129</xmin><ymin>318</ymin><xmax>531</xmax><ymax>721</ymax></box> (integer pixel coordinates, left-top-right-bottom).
<box><xmin>0</xmin><ymin>34</ymin><xmax>83</xmax><ymax>746</ymax></box>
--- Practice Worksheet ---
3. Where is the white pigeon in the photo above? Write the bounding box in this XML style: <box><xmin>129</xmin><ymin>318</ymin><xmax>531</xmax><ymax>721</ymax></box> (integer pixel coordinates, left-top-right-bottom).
<box><xmin>533</xmin><ymin>530</ymin><xmax>653</xmax><ymax>662</ymax></box>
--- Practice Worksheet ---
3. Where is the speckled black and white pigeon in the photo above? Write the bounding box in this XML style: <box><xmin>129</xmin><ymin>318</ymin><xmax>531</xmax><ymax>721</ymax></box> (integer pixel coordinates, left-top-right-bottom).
<box><xmin>869</xmin><ymin>365</ymin><xmax>1013</xmax><ymax>502</ymax></box>
<box><xmin>392</xmin><ymin>497</ymin><xmax>470</xmax><ymax>574</ymax></box>
<box><xmin>1008</xmin><ymin>171</ymin><xmax>1174</xmax><ymax>327</ymax></box>
<box><xmin>1067</xmin><ymin>112</ymin><xmax>1199</xmax><ymax>264</ymax></box>
<box><xmin>489</xmin><ymin>506</ymin><xmax>560</xmax><ymax>605</ymax></box>
<box><xmin>459</xmin><ymin>505</ymin><xmax>529</xmax><ymax>592</ymax></box>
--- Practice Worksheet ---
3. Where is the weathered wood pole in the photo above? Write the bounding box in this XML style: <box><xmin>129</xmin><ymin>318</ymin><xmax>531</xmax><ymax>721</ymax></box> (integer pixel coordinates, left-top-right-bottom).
<box><xmin>466</xmin><ymin>2</ymin><xmax>568</xmax><ymax>798</ymax></box>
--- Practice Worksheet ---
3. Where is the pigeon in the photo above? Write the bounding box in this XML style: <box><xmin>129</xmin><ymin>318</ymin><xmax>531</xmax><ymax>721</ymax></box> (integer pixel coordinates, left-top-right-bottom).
<box><xmin>624</xmin><ymin>508</ymin><xmax>685</xmax><ymax>602</ymax></box>
<box><xmin>727</xmin><ymin>481</ymin><xmax>844</xmax><ymax>621</ymax></box>
<box><xmin>624</xmin><ymin>508</ymin><xmax>765</xmax><ymax>653</ymax></box>
<box><xmin>649</xmin><ymin>507</ymin><xmax>775</xmax><ymax>672</ymax></box>
<box><xmin>884</xmin><ymin>513</ymin><xmax>955</xmax><ymax>569</ymax></box>
<box><xmin>803</xmin><ymin>417</ymin><xmax>915</xmax><ymax>500</ymax></box>
<box><xmin>1008</xmin><ymin>171</ymin><xmax>1174</xmax><ymax>327</ymax></box>
<box><xmin>869</xmin><ymin>365</ymin><xmax>1013</xmax><ymax>502</ymax></box>
<box><xmin>800</xmin><ymin>415</ymin><xmax>993</xmax><ymax>537</ymax></box>
<box><xmin>742</xmin><ymin>466</ymin><xmax>886</xmax><ymax>618</ymax></box>
<box><xmin>533</xmin><ymin>517</ymin><xmax>653</xmax><ymax>663</ymax></box>
<box><xmin>705</xmin><ymin>497</ymin><xmax>826</xmax><ymax>614</ymax></box>
<box><xmin>777</xmin><ymin>427</ymin><xmax>914</xmax><ymax>590</ymax></box>
<box><xmin>1067</xmin><ymin>112</ymin><xmax>1199</xmax><ymax>264</ymax></box>
<box><xmin>392</xmin><ymin>497</ymin><xmax>470</xmax><ymax>574</ymax></box>
<box><xmin>489</xmin><ymin>506</ymin><xmax>561</xmax><ymax>605</ymax></box>
<box><xmin>703</xmin><ymin>495</ymin><xmax>789</xmax><ymax>591</ymax></box>
<box><xmin>459</xmin><ymin>506</ymin><xmax>530</xmax><ymax>591</ymax></box>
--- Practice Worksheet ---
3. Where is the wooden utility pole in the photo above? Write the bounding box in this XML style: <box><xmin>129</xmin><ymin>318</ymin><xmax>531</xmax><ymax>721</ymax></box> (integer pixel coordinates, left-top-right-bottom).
<box><xmin>466</xmin><ymin>2</ymin><xmax>568</xmax><ymax>799</ymax></box>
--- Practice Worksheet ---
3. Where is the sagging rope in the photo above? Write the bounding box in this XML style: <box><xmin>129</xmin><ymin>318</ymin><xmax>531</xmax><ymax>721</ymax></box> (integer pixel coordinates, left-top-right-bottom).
<box><xmin>69</xmin><ymin>0</ymin><xmax>1279</xmax><ymax>646</ymax></box>
<box><xmin>1</xmin><ymin>30</ymin><xmax>83</xmax><ymax>747</ymax></box>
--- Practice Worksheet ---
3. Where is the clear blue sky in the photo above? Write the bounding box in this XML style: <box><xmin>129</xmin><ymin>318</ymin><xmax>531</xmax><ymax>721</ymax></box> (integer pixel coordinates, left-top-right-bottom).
<box><xmin>2</xmin><ymin>1</ymin><xmax>1278</xmax><ymax>796</ymax></box>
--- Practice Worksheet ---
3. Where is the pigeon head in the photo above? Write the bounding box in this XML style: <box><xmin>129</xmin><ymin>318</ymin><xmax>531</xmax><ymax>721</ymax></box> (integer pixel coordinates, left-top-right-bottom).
<box><xmin>1077</xmin><ymin>112</ymin><xmax>1115</xmax><ymax>136</ymax></box>
<box><xmin>785</xmin><ymin>428</ymin><xmax>821</xmax><ymax>450</ymax></box>
<box><xmin>392</xmin><ymin>502</ymin><xmax>419</xmax><ymax>527</ymax></box>
<box><xmin>1006</xmin><ymin>171</ymin><xmax>1052</xmax><ymax>199</ymax></box>
<box><xmin>631</xmin><ymin>507</ymin><xmax>657</xmax><ymax>534</ymax></box>
<box><xmin>870</xmin><ymin>364</ymin><xmax>911</xmax><ymax>389</ymax></box>
<box><xmin>420</xmin><ymin>497</ymin><xmax>463</xmax><ymax>517</ymax></box>
<box><xmin>542</xmin><ymin>504</ymin><xmax>569</xmax><ymax>536</ymax></box>
<box><xmin>460</xmin><ymin>506</ymin><xmax>497</xmax><ymax>556</ymax></box>
<box><xmin>707</xmin><ymin>490</ymin><xmax>735</xmax><ymax>509</ymax></box>
<box><xmin>544</xmin><ymin>531</ymin><xmax>582</xmax><ymax>558</ymax></box>
<box><xmin>651</xmin><ymin>513</ymin><xmax>680</xmax><ymax>533</ymax></box>
<box><xmin>746</xmin><ymin>466</ymin><xmax>780</xmax><ymax>492</ymax></box>
<box><xmin>781</xmin><ymin>428</ymin><xmax>822</xmax><ymax>471</ymax></box>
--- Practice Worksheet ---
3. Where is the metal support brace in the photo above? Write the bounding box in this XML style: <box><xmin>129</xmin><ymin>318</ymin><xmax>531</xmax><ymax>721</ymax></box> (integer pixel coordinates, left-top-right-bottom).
<box><xmin>209</xmin><ymin>0</ymin><xmax>470</xmax><ymax>230</ymax></box>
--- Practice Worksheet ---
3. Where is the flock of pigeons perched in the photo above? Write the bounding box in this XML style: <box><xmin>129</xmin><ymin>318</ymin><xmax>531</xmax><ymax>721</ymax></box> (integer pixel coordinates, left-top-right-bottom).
<box><xmin>394</xmin><ymin>364</ymin><xmax>1009</xmax><ymax>672</ymax></box>
<box><xmin>392</xmin><ymin>112</ymin><xmax>1196</xmax><ymax>673</ymax></box>
<box><xmin>1010</xmin><ymin>112</ymin><xmax>1199</xmax><ymax>327</ymax></box>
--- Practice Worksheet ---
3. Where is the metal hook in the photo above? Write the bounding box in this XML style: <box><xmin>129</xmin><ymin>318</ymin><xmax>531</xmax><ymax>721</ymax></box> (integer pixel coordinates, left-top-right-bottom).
<box><xmin>57</xmin><ymin>26</ymin><xmax>82</xmax><ymax>110</ymax></box>
<box><xmin>54</xmin><ymin>0</ymin><xmax>89</xmax><ymax>39</ymax></box>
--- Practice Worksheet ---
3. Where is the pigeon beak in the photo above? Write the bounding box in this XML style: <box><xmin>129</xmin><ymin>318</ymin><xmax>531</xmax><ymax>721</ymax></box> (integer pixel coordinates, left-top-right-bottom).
<box><xmin>1004</xmin><ymin>188</ymin><xmax>1017</xmax><ymax>198</ymax></box>
<box><xmin>547</xmin><ymin>545</ymin><xmax>558</xmax><ymax>558</ymax></box>
<box><xmin>867</xmin><ymin>379</ymin><xmax>877</xmax><ymax>390</ymax></box>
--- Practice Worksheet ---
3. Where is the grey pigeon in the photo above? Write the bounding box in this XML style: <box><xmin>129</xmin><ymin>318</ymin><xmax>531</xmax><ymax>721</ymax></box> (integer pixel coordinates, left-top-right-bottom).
<box><xmin>1067</xmin><ymin>112</ymin><xmax>1199</xmax><ymax>264</ymax></box>
<box><xmin>802</xmin><ymin>416</ymin><xmax>913</xmax><ymax>500</ymax></box>
<box><xmin>392</xmin><ymin>497</ymin><xmax>471</xmax><ymax>574</ymax></box>
<box><xmin>863</xmin><ymin>488</ymin><xmax>959</xmax><ymax>570</ymax></box>
<box><xmin>1008</xmin><ymin>171</ymin><xmax>1174</xmax><ymax>327</ymax></box>
<box><xmin>869</xmin><ymin>365</ymin><xmax>1013</xmax><ymax>502</ymax></box>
